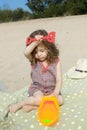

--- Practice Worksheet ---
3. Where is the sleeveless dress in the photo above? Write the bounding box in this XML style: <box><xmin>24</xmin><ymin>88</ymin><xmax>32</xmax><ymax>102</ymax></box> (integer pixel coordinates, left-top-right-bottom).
<box><xmin>28</xmin><ymin>59</ymin><xmax>59</xmax><ymax>96</ymax></box>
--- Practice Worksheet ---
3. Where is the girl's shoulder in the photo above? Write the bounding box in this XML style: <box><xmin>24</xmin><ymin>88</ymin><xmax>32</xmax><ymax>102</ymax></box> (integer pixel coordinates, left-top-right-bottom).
<box><xmin>54</xmin><ymin>57</ymin><xmax>60</xmax><ymax>64</ymax></box>
<box><xmin>31</xmin><ymin>61</ymin><xmax>39</xmax><ymax>69</ymax></box>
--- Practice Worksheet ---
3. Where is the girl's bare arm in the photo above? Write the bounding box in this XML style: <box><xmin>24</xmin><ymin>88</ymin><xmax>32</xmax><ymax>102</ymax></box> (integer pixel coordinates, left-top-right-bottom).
<box><xmin>24</xmin><ymin>35</ymin><xmax>43</xmax><ymax>61</ymax></box>
<box><xmin>24</xmin><ymin>41</ymin><xmax>38</xmax><ymax>60</ymax></box>
<box><xmin>53</xmin><ymin>60</ymin><xmax>62</xmax><ymax>96</ymax></box>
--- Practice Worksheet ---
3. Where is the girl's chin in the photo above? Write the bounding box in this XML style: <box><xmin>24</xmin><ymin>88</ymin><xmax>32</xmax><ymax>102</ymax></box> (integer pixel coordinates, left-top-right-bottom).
<box><xmin>36</xmin><ymin>57</ymin><xmax>46</xmax><ymax>61</ymax></box>
<box><xmin>39</xmin><ymin>58</ymin><xmax>45</xmax><ymax>61</ymax></box>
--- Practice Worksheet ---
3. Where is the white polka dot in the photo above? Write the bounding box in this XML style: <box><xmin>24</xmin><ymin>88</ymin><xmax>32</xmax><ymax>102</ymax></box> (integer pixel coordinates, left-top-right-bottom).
<box><xmin>32</xmin><ymin>115</ymin><xmax>35</xmax><ymax>118</ymax></box>
<box><xmin>0</xmin><ymin>108</ymin><xmax>3</xmax><ymax>112</ymax></box>
<box><xmin>79</xmin><ymin>106</ymin><xmax>83</xmax><ymax>109</ymax></box>
<box><xmin>2</xmin><ymin>125</ymin><xmax>8</xmax><ymax>128</ymax></box>
<box><xmin>3</xmin><ymin>97</ymin><xmax>6</xmax><ymax>100</ymax></box>
<box><xmin>13</xmin><ymin>98</ymin><xmax>16</xmax><ymax>101</ymax></box>
<box><xmin>39</xmin><ymin>122</ymin><xmax>42</xmax><ymax>126</ymax></box>
<box><xmin>9</xmin><ymin>113</ymin><xmax>11</xmax><ymax>116</ymax></box>
<box><xmin>4</xmin><ymin>103</ymin><xmax>6</xmax><ymax>105</ymax></box>
<box><xmin>0</xmin><ymin>117</ymin><xmax>4</xmax><ymax>121</ymax></box>
<box><xmin>74</xmin><ymin>93</ymin><xmax>77</xmax><ymax>96</ymax></box>
<box><xmin>65</xmin><ymin>118</ymin><xmax>69</xmax><ymax>120</ymax></box>
<box><xmin>10</xmin><ymin>96</ymin><xmax>12</xmax><ymax>98</ymax></box>
<box><xmin>12</xmin><ymin>118</ymin><xmax>15</xmax><ymax>122</ymax></box>
<box><xmin>30</xmin><ymin>124</ymin><xmax>34</xmax><ymax>128</ymax></box>
<box><xmin>4</xmin><ymin>111</ymin><xmax>7</xmax><ymax>114</ymax></box>
<box><xmin>36</xmin><ymin>111</ymin><xmax>38</xmax><ymax>114</ymax></box>
<box><xmin>71</xmin><ymin>109</ymin><xmax>75</xmax><ymax>112</ymax></box>
<box><xmin>20</xmin><ymin>116</ymin><xmax>23</xmax><ymax>119</ymax></box>
<box><xmin>78</xmin><ymin>126</ymin><xmax>82</xmax><ymax>130</ymax></box>
<box><xmin>62</xmin><ymin>124</ymin><xmax>66</xmax><ymax>127</ymax></box>
<box><xmin>71</xmin><ymin>121</ymin><xmax>75</xmax><ymax>125</ymax></box>
<box><xmin>74</xmin><ymin>115</ymin><xmax>78</xmax><ymax>118</ymax></box>
<box><xmin>72</xmin><ymin>96</ymin><xmax>75</xmax><ymax>99</ymax></box>
<box><xmin>65</xmin><ymin>98</ymin><xmax>68</xmax><ymax>101</ymax></box>
<box><xmin>85</xmin><ymin>92</ymin><xmax>87</xmax><ymax>95</ymax></box>
<box><xmin>57</xmin><ymin>122</ymin><xmax>60</xmax><ymax>125</ymax></box>
<box><xmin>67</xmin><ymin>95</ymin><xmax>70</xmax><ymax>98</ymax></box>
<box><xmin>24</xmin><ymin>119</ymin><xmax>28</xmax><ymax>122</ymax></box>
<box><xmin>63</xmin><ymin>113</ymin><xmax>66</xmax><ymax>115</ymax></box>
<box><xmin>85</xmin><ymin>108</ymin><xmax>87</xmax><ymax>111</ymax></box>
<box><xmin>80</xmin><ymin>91</ymin><xmax>83</xmax><ymax>93</ymax></box>
<box><xmin>27</xmin><ymin>113</ymin><xmax>30</xmax><ymax>115</ymax></box>
<box><xmin>15</xmin><ymin>113</ymin><xmax>18</xmax><ymax>116</ymax></box>
<box><xmin>9</xmin><ymin>121</ymin><xmax>12</xmax><ymax>124</ymax></box>
<box><xmin>44</xmin><ymin>127</ymin><xmax>48</xmax><ymax>130</ymax></box>
<box><xmin>66</xmin><ymin>107</ymin><xmax>69</xmax><ymax>110</ymax></box>
<box><xmin>80</xmin><ymin>118</ymin><xmax>84</xmax><ymax>122</ymax></box>
<box><xmin>17</xmin><ymin>126</ymin><xmax>21</xmax><ymax>130</ymax></box>
<box><xmin>77</xmin><ymin>112</ymin><xmax>81</xmax><ymax>114</ymax></box>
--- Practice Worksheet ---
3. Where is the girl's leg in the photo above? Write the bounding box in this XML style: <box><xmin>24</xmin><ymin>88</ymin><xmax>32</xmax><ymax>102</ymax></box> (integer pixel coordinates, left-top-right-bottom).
<box><xmin>23</xmin><ymin>91</ymin><xmax>43</xmax><ymax>112</ymax></box>
<box><xmin>57</xmin><ymin>94</ymin><xmax>64</xmax><ymax>106</ymax></box>
<box><xmin>9</xmin><ymin>102</ymin><xmax>23</xmax><ymax>113</ymax></box>
<box><xmin>23</xmin><ymin>94</ymin><xmax>64</xmax><ymax>112</ymax></box>
<box><xmin>22</xmin><ymin>105</ymin><xmax>38</xmax><ymax>112</ymax></box>
<box><xmin>9</xmin><ymin>90</ymin><xmax>43</xmax><ymax>113</ymax></box>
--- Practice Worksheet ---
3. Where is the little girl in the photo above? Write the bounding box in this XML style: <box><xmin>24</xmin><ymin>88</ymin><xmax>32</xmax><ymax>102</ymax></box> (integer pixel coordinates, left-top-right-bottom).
<box><xmin>9</xmin><ymin>29</ymin><xmax>64</xmax><ymax>113</ymax></box>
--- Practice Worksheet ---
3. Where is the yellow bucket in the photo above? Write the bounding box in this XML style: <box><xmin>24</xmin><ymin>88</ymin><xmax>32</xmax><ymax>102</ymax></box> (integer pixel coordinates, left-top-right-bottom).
<box><xmin>38</xmin><ymin>96</ymin><xmax>60</xmax><ymax>126</ymax></box>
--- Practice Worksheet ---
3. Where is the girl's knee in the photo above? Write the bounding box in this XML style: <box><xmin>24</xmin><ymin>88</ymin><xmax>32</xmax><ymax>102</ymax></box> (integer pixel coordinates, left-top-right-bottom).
<box><xmin>33</xmin><ymin>90</ymin><xmax>43</xmax><ymax>97</ymax></box>
<box><xmin>31</xmin><ymin>91</ymin><xmax>44</xmax><ymax>106</ymax></box>
<box><xmin>58</xmin><ymin>95</ymin><xmax>64</xmax><ymax>106</ymax></box>
<box><xmin>35</xmin><ymin>96</ymin><xmax>43</xmax><ymax>105</ymax></box>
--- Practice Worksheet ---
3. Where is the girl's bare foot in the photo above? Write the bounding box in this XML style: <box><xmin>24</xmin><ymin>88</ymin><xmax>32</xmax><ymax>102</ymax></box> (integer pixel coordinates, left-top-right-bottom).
<box><xmin>9</xmin><ymin>103</ymin><xmax>23</xmax><ymax>113</ymax></box>
<box><xmin>23</xmin><ymin>105</ymin><xmax>38</xmax><ymax>112</ymax></box>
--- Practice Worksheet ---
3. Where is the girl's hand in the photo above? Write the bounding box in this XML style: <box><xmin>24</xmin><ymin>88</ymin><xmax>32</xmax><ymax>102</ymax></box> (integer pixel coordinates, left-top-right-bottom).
<box><xmin>30</xmin><ymin>35</ymin><xmax>43</xmax><ymax>46</ymax></box>
<box><xmin>47</xmin><ymin>92</ymin><xmax>59</xmax><ymax>99</ymax></box>
<box><xmin>35</xmin><ymin>35</ymin><xmax>43</xmax><ymax>41</ymax></box>
<box><xmin>51</xmin><ymin>92</ymin><xmax>58</xmax><ymax>98</ymax></box>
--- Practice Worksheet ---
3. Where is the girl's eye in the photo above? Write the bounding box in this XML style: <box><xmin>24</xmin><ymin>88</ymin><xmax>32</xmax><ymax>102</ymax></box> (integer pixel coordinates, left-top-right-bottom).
<box><xmin>40</xmin><ymin>49</ymin><xmax>45</xmax><ymax>52</ymax></box>
<box><xmin>40</xmin><ymin>50</ymin><xmax>44</xmax><ymax>52</ymax></box>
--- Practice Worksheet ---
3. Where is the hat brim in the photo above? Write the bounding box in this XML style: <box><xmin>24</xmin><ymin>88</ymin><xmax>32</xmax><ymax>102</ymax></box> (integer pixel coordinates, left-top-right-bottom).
<box><xmin>66</xmin><ymin>66</ymin><xmax>87</xmax><ymax>79</ymax></box>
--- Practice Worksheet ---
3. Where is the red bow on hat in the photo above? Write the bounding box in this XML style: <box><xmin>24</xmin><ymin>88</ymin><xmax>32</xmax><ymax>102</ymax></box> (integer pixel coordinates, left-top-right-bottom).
<box><xmin>25</xmin><ymin>32</ymin><xmax>55</xmax><ymax>45</ymax></box>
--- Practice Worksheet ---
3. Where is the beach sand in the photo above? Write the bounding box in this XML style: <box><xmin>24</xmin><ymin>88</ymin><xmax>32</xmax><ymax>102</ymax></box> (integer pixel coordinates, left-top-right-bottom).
<box><xmin>0</xmin><ymin>15</ymin><xmax>87</xmax><ymax>93</ymax></box>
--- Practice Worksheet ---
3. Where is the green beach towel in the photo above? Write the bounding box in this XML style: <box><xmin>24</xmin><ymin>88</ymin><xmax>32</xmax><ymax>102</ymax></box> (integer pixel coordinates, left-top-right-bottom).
<box><xmin>0</xmin><ymin>74</ymin><xmax>87</xmax><ymax>130</ymax></box>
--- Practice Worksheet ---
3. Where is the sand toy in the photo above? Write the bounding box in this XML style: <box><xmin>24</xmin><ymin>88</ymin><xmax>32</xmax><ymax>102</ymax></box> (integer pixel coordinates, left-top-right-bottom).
<box><xmin>38</xmin><ymin>96</ymin><xmax>60</xmax><ymax>126</ymax></box>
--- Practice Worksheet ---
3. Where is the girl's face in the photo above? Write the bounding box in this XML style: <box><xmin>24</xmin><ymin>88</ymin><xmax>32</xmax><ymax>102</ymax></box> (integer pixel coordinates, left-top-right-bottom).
<box><xmin>35</xmin><ymin>45</ymin><xmax>48</xmax><ymax>62</ymax></box>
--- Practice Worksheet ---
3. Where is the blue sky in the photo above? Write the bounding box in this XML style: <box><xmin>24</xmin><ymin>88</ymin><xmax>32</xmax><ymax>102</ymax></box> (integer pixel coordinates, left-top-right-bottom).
<box><xmin>0</xmin><ymin>0</ymin><xmax>30</xmax><ymax>11</ymax></box>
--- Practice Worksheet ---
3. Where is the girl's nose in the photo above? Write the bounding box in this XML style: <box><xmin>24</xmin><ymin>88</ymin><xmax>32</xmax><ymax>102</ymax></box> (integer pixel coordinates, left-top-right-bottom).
<box><xmin>37</xmin><ymin>52</ymin><xmax>41</xmax><ymax>57</ymax></box>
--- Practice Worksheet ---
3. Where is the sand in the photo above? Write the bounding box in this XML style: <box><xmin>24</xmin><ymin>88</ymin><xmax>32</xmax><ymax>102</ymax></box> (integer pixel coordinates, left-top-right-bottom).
<box><xmin>0</xmin><ymin>15</ymin><xmax>87</xmax><ymax>93</ymax></box>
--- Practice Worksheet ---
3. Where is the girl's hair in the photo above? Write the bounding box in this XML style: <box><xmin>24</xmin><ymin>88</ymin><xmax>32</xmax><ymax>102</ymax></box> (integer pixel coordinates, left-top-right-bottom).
<box><xmin>28</xmin><ymin>29</ymin><xmax>59</xmax><ymax>65</ymax></box>
<box><xmin>31</xmin><ymin>41</ymin><xmax>59</xmax><ymax>65</ymax></box>
<box><xmin>30</xmin><ymin>29</ymin><xmax>48</xmax><ymax>38</ymax></box>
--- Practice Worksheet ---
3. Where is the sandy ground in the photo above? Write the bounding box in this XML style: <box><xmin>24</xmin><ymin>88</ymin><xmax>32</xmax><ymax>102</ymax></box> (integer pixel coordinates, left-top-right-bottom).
<box><xmin>0</xmin><ymin>15</ymin><xmax>87</xmax><ymax>93</ymax></box>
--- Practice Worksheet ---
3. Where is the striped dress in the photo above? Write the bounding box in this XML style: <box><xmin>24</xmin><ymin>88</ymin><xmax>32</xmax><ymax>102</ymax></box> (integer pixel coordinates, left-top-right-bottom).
<box><xmin>28</xmin><ymin>59</ymin><xmax>59</xmax><ymax>96</ymax></box>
